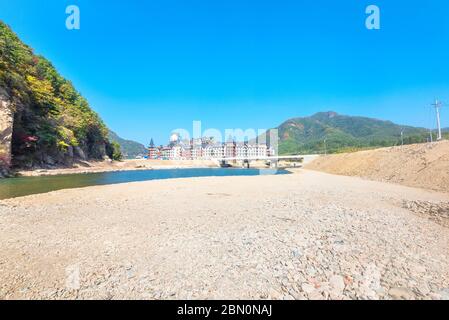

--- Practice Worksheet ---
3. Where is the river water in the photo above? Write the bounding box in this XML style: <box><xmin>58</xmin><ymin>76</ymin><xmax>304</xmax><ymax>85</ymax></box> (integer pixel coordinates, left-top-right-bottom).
<box><xmin>0</xmin><ymin>168</ymin><xmax>289</xmax><ymax>200</ymax></box>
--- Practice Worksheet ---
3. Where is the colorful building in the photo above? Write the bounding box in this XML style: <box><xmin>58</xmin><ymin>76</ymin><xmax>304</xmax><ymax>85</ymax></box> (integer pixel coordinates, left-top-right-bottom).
<box><xmin>148</xmin><ymin>136</ymin><xmax>275</xmax><ymax>160</ymax></box>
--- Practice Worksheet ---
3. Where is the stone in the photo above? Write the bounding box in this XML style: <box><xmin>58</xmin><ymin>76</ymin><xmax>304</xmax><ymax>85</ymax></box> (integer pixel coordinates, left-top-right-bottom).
<box><xmin>439</xmin><ymin>288</ymin><xmax>449</xmax><ymax>301</ymax></box>
<box><xmin>301</xmin><ymin>283</ymin><xmax>316</xmax><ymax>294</ymax></box>
<box><xmin>0</xmin><ymin>89</ymin><xmax>14</xmax><ymax>168</ymax></box>
<box><xmin>308</xmin><ymin>290</ymin><xmax>324</xmax><ymax>300</ymax></box>
<box><xmin>74</xmin><ymin>146</ymin><xmax>87</xmax><ymax>160</ymax></box>
<box><xmin>417</xmin><ymin>282</ymin><xmax>430</xmax><ymax>296</ymax></box>
<box><xmin>292</xmin><ymin>249</ymin><xmax>302</xmax><ymax>258</ymax></box>
<box><xmin>329</xmin><ymin>275</ymin><xmax>345</xmax><ymax>295</ymax></box>
<box><xmin>388</xmin><ymin>287</ymin><xmax>415</xmax><ymax>300</ymax></box>
<box><xmin>268</xmin><ymin>289</ymin><xmax>282</xmax><ymax>299</ymax></box>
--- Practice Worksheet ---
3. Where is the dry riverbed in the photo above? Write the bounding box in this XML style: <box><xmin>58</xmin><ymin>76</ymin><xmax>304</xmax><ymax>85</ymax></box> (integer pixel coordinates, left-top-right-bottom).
<box><xmin>0</xmin><ymin>170</ymin><xmax>448</xmax><ymax>300</ymax></box>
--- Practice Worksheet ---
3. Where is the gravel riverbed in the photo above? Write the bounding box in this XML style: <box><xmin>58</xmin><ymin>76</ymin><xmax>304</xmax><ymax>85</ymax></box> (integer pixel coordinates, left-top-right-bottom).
<box><xmin>0</xmin><ymin>170</ymin><xmax>448</xmax><ymax>300</ymax></box>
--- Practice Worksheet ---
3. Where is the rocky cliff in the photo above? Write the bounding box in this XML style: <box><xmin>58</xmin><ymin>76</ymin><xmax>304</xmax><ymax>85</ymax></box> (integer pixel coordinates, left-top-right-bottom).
<box><xmin>0</xmin><ymin>21</ymin><xmax>121</xmax><ymax>174</ymax></box>
<box><xmin>0</xmin><ymin>89</ymin><xmax>13</xmax><ymax>176</ymax></box>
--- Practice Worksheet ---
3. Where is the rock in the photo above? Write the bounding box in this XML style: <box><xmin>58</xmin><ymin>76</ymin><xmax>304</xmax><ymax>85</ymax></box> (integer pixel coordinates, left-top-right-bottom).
<box><xmin>292</xmin><ymin>249</ymin><xmax>302</xmax><ymax>258</ymax></box>
<box><xmin>439</xmin><ymin>288</ymin><xmax>449</xmax><ymax>300</ymax></box>
<box><xmin>329</xmin><ymin>275</ymin><xmax>345</xmax><ymax>296</ymax></box>
<box><xmin>343</xmin><ymin>275</ymin><xmax>353</xmax><ymax>286</ymax></box>
<box><xmin>74</xmin><ymin>147</ymin><xmax>87</xmax><ymax>160</ymax></box>
<box><xmin>306</xmin><ymin>267</ymin><xmax>317</xmax><ymax>277</ymax></box>
<box><xmin>44</xmin><ymin>155</ymin><xmax>56</xmax><ymax>165</ymax></box>
<box><xmin>417</xmin><ymin>282</ymin><xmax>430</xmax><ymax>296</ymax></box>
<box><xmin>301</xmin><ymin>283</ymin><xmax>316</xmax><ymax>294</ymax></box>
<box><xmin>268</xmin><ymin>289</ymin><xmax>282</xmax><ymax>299</ymax></box>
<box><xmin>414</xmin><ymin>265</ymin><xmax>427</xmax><ymax>274</ymax></box>
<box><xmin>388</xmin><ymin>287</ymin><xmax>415</xmax><ymax>300</ymax></box>
<box><xmin>308</xmin><ymin>290</ymin><xmax>324</xmax><ymax>300</ymax></box>
<box><xmin>67</xmin><ymin>146</ymin><xmax>74</xmax><ymax>158</ymax></box>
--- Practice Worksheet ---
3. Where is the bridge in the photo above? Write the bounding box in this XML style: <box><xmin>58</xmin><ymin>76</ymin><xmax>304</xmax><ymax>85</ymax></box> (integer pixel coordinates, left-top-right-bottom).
<box><xmin>213</xmin><ymin>155</ymin><xmax>318</xmax><ymax>168</ymax></box>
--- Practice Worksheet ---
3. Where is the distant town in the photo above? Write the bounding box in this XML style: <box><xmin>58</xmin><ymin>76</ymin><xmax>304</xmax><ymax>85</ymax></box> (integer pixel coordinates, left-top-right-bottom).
<box><xmin>146</xmin><ymin>133</ymin><xmax>276</xmax><ymax>160</ymax></box>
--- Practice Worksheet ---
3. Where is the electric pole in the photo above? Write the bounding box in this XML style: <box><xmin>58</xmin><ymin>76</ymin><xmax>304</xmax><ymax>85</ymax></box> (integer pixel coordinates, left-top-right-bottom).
<box><xmin>431</xmin><ymin>99</ymin><xmax>443</xmax><ymax>141</ymax></box>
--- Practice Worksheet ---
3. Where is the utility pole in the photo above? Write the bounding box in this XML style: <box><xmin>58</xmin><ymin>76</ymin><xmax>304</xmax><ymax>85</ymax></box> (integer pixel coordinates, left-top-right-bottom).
<box><xmin>400</xmin><ymin>129</ymin><xmax>404</xmax><ymax>147</ymax></box>
<box><xmin>431</xmin><ymin>99</ymin><xmax>443</xmax><ymax>141</ymax></box>
<box><xmin>324</xmin><ymin>139</ymin><xmax>327</xmax><ymax>156</ymax></box>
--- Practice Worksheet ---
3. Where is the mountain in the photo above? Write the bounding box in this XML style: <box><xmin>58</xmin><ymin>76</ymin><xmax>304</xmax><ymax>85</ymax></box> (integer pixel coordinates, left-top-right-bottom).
<box><xmin>277</xmin><ymin>111</ymin><xmax>429</xmax><ymax>155</ymax></box>
<box><xmin>0</xmin><ymin>21</ymin><xmax>121</xmax><ymax>169</ymax></box>
<box><xmin>108</xmin><ymin>131</ymin><xmax>147</xmax><ymax>159</ymax></box>
<box><xmin>443</xmin><ymin>128</ymin><xmax>449</xmax><ymax>140</ymax></box>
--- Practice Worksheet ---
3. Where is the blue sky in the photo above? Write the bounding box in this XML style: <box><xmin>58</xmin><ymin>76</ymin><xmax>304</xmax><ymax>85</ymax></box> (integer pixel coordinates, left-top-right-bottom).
<box><xmin>1</xmin><ymin>0</ymin><xmax>448</xmax><ymax>145</ymax></box>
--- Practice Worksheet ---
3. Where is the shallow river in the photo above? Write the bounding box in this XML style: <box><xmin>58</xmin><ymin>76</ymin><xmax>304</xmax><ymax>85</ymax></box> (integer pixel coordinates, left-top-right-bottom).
<box><xmin>0</xmin><ymin>168</ymin><xmax>289</xmax><ymax>200</ymax></box>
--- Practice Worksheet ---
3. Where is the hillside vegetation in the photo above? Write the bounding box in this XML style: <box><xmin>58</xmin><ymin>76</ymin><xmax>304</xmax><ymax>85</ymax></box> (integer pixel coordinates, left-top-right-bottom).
<box><xmin>0</xmin><ymin>21</ymin><xmax>121</xmax><ymax>169</ymax></box>
<box><xmin>278</xmin><ymin>111</ymin><xmax>429</xmax><ymax>155</ymax></box>
<box><xmin>108</xmin><ymin>130</ymin><xmax>147</xmax><ymax>159</ymax></box>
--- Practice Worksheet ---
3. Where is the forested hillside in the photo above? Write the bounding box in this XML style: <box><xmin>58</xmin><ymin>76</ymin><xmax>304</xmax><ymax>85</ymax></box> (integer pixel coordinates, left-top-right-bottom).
<box><xmin>108</xmin><ymin>130</ymin><xmax>147</xmax><ymax>159</ymax></box>
<box><xmin>277</xmin><ymin>111</ymin><xmax>430</xmax><ymax>155</ymax></box>
<box><xmin>0</xmin><ymin>21</ymin><xmax>121</xmax><ymax>169</ymax></box>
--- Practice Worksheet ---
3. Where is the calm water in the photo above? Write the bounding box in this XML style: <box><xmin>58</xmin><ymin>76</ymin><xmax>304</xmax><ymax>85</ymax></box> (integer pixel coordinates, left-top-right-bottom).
<box><xmin>0</xmin><ymin>168</ymin><xmax>289</xmax><ymax>200</ymax></box>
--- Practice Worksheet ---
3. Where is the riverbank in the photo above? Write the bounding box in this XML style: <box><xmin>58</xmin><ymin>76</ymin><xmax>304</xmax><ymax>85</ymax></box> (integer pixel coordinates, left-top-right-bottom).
<box><xmin>16</xmin><ymin>159</ymin><xmax>219</xmax><ymax>177</ymax></box>
<box><xmin>306</xmin><ymin>140</ymin><xmax>449</xmax><ymax>193</ymax></box>
<box><xmin>1</xmin><ymin>170</ymin><xmax>448</xmax><ymax>300</ymax></box>
<box><xmin>13</xmin><ymin>159</ymin><xmax>283</xmax><ymax>177</ymax></box>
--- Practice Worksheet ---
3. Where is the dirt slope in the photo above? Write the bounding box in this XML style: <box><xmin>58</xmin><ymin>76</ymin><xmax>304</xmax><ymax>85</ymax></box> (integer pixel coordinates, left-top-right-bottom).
<box><xmin>306</xmin><ymin>141</ymin><xmax>449</xmax><ymax>193</ymax></box>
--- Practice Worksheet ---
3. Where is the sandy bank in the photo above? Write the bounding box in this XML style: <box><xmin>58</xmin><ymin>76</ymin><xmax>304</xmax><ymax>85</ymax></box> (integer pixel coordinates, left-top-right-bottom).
<box><xmin>1</xmin><ymin>170</ymin><xmax>448</xmax><ymax>300</ymax></box>
<box><xmin>306</xmin><ymin>141</ymin><xmax>449</xmax><ymax>193</ymax></box>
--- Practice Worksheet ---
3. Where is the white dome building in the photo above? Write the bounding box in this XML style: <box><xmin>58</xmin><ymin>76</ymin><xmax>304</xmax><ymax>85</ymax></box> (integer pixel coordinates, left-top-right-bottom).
<box><xmin>169</xmin><ymin>133</ymin><xmax>180</xmax><ymax>144</ymax></box>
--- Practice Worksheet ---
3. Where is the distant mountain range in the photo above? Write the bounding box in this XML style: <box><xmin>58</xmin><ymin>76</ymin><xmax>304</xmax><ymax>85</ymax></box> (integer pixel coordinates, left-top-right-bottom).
<box><xmin>276</xmin><ymin>111</ymin><xmax>431</xmax><ymax>155</ymax></box>
<box><xmin>108</xmin><ymin>131</ymin><xmax>147</xmax><ymax>159</ymax></box>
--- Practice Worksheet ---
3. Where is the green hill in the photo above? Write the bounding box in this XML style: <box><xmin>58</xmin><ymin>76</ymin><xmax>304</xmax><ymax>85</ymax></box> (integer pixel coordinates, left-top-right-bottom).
<box><xmin>108</xmin><ymin>131</ymin><xmax>147</xmax><ymax>159</ymax></box>
<box><xmin>443</xmin><ymin>128</ymin><xmax>449</xmax><ymax>140</ymax></box>
<box><xmin>0</xmin><ymin>21</ymin><xmax>121</xmax><ymax>169</ymax></box>
<box><xmin>277</xmin><ymin>111</ymin><xmax>430</xmax><ymax>155</ymax></box>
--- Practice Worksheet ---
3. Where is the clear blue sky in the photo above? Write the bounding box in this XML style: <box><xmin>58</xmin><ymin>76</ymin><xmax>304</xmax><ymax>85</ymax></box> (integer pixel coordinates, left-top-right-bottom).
<box><xmin>1</xmin><ymin>0</ymin><xmax>448</xmax><ymax>145</ymax></box>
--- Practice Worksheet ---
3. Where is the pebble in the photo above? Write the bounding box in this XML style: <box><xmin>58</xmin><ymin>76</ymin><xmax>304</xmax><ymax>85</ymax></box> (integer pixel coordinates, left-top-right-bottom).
<box><xmin>388</xmin><ymin>287</ymin><xmax>415</xmax><ymax>300</ymax></box>
<box><xmin>1</xmin><ymin>170</ymin><xmax>449</xmax><ymax>300</ymax></box>
<box><xmin>329</xmin><ymin>275</ymin><xmax>345</xmax><ymax>296</ymax></box>
<box><xmin>301</xmin><ymin>283</ymin><xmax>316</xmax><ymax>294</ymax></box>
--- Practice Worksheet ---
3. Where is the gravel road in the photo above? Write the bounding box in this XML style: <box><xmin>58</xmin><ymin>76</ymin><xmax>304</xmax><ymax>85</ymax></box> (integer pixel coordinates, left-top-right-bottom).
<box><xmin>0</xmin><ymin>170</ymin><xmax>448</xmax><ymax>300</ymax></box>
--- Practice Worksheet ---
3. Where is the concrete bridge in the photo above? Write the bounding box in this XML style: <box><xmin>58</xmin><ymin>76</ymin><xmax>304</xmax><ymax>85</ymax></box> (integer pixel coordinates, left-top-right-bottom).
<box><xmin>214</xmin><ymin>155</ymin><xmax>319</xmax><ymax>168</ymax></box>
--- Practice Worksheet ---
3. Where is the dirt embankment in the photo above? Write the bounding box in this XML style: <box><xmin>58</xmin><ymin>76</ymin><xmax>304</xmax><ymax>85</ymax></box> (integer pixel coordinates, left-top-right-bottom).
<box><xmin>306</xmin><ymin>141</ymin><xmax>449</xmax><ymax>193</ymax></box>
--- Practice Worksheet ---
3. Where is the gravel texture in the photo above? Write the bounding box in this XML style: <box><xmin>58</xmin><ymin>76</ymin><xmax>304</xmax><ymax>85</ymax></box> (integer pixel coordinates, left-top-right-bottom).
<box><xmin>0</xmin><ymin>170</ymin><xmax>448</xmax><ymax>300</ymax></box>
